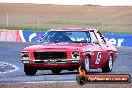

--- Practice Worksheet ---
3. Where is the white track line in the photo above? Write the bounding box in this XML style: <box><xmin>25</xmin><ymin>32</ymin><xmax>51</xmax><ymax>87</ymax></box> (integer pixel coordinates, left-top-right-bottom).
<box><xmin>18</xmin><ymin>81</ymin><xmax>75</xmax><ymax>84</ymax></box>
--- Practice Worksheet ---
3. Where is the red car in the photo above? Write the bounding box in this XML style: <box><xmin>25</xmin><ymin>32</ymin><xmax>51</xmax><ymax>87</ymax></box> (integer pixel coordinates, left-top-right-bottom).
<box><xmin>21</xmin><ymin>28</ymin><xmax>117</xmax><ymax>76</ymax></box>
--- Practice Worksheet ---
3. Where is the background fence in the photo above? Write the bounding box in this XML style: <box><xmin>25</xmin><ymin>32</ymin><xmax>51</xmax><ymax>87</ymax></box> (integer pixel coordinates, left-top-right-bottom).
<box><xmin>0</xmin><ymin>14</ymin><xmax>132</xmax><ymax>33</ymax></box>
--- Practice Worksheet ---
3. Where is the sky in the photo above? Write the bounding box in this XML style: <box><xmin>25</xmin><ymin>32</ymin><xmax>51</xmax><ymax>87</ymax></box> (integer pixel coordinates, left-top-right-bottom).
<box><xmin>0</xmin><ymin>0</ymin><xmax>132</xmax><ymax>6</ymax></box>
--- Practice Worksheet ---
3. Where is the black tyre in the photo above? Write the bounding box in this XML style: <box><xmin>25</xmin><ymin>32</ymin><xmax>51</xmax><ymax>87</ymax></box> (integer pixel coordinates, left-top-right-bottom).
<box><xmin>102</xmin><ymin>55</ymin><xmax>113</xmax><ymax>73</ymax></box>
<box><xmin>51</xmin><ymin>69</ymin><xmax>62</xmax><ymax>74</ymax></box>
<box><xmin>24</xmin><ymin>65</ymin><xmax>37</xmax><ymax>76</ymax></box>
<box><xmin>76</xmin><ymin>75</ymin><xmax>87</xmax><ymax>85</ymax></box>
<box><xmin>82</xmin><ymin>56</ymin><xmax>90</xmax><ymax>73</ymax></box>
<box><xmin>128</xmin><ymin>74</ymin><xmax>131</xmax><ymax>83</ymax></box>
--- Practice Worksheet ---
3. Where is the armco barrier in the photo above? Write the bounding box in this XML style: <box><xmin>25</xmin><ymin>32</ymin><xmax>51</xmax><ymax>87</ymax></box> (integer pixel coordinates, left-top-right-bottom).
<box><xmin>0</xmin><ymin>29</ymin><xmax>132</xmax><ymax>47</ymax></box>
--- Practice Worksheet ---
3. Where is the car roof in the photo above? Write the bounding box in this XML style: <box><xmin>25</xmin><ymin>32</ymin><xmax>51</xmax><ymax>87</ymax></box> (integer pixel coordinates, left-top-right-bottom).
<box><xmin>50</xmin><ymin>28</ymin><xmax>97</xmax><ymax>31</ymax></box>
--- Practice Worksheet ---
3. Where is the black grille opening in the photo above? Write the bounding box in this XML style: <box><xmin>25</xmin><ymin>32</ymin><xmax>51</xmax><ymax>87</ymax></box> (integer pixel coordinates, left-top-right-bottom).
<box><xmin>34</xmin><ymin>52</ymin><xmax>67</xmax><ymax>60</ymax></box>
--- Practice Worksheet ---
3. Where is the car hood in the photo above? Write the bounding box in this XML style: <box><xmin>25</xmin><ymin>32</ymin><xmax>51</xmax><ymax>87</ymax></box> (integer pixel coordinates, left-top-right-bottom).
<box><xmin>22</xmin><ymin>43</ymin><xmax>93</xmax><ymax>52</ymax></box>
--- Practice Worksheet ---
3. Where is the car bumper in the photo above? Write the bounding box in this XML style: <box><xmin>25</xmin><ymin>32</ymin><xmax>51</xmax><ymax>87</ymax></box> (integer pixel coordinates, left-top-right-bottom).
<box><xmin>22</xmin><ymin>58</ymin><xmax>81</xmax><ymax>64</ymax></box>
<box><xmin>22</xmin><ymin>59</ymin><xmax>81</xmax><ymax>69</ymax></box>
<box><xmin>24</xmin><ymin>63</ymin><xmax>80</xmax><ymax>69</ymax></box>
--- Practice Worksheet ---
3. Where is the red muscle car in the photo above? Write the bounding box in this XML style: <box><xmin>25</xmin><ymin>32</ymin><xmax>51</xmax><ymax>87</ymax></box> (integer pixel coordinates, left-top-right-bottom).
<box><xmin>21</xmin><ymin>28</ymin><xmax>117</xmax><ymax>76</ymax></box>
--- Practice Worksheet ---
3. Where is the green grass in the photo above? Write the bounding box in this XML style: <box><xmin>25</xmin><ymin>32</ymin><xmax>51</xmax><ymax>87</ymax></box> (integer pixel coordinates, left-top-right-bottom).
<box><xmin>100</xmin><ymin>29</ymin><xmax>132</xmax><ymax>34</ymax></box>
<box><xmin>83</xmin><ymin>4</ymin><xmax>100</xmax><ymax>6</ymax></box>
<box><xmin>0</xmin><ymin>26</ymin><xmax>49</xmax><ymax>31</ymax></box>
<box><xmin>0</xmin><ymin>26</ymin><xmax>132</xmax><ymax>34</ymax></box>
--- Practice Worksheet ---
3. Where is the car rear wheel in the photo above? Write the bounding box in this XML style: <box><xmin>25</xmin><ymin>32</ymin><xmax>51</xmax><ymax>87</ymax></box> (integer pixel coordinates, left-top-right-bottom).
<box><xmin>24</xmin><ymin>65</ymin><xmax>37</xmax><ymax>76</ymax></box>
<box><xmin>51</xmin><ymin>69</ymin><xmax>62</xmax><ymax>74</ymax></box>
<box><xmin>82</xmin><ymin>56</ymin><xmax>90</xmax><ymax>73</ymax></box>
<box><xmin>102</xmin><ymin>55</ymin><xmax>113</xmax><ymax>73</ymax></box>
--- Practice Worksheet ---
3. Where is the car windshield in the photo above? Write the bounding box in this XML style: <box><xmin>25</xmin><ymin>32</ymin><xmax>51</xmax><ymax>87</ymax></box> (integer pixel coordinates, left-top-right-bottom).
<box><xmin>41</xmin><ymin>31</ymin><xmax>91</xmax><ymax>43</ymax></box>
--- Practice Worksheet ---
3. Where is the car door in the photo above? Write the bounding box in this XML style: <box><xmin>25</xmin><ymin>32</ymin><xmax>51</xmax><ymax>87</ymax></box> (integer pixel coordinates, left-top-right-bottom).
<box><xmin>94</xmin><ymin>31</ymin><xmax>109</xmax><ymax>67</ymax></box>
<box><xmin>89</xmin><ymin>31</ymin><xmax>105</xmax><ymax>68</ymax></box>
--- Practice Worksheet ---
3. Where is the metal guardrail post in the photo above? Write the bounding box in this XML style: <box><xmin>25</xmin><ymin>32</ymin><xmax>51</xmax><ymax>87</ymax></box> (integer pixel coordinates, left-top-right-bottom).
<box><xmin>37</xmin><ymin>16</ymin><xmax>40</xmax><ymax>28</ymax></box>
<box><xmin>6</xmin><ymin>14</ymin><xmax>9</xmax><ymax>27</ymax></box>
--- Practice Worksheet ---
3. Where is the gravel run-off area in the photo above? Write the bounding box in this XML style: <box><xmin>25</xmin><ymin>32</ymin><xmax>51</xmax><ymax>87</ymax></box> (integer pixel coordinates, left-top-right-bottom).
<box><xmin>0</xmin><ymin>82</ymin><xmax>132</xmax><ymax>88</ymax></box>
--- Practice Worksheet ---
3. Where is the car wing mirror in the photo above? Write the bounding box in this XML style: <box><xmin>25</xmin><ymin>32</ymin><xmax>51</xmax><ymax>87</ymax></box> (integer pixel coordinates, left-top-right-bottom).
<box><xmin>36</xmin><ymin>40</ymin><xmax>41</xmax><ymax>44</ymax></box>
<box><xmin>36</xmin><ymin>35</ymin><xmax>43</xmax><ymax>44</ymax></box>
<box><xmin>94</xmin><ymin>41</ymin><xmax>99</xmax><ymax>44</ymax></box>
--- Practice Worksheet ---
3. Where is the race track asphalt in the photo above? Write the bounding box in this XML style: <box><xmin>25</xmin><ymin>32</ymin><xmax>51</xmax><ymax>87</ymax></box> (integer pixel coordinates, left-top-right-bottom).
<box><xmin>0</xmin><ymin>41</ymin><xmax>132</xmax><ymax>83</ymax></box>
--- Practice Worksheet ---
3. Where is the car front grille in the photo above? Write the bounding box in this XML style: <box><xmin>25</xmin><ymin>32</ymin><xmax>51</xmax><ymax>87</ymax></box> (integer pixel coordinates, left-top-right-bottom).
<box><xmin>34</xmin><ymin>52</ymin><xmax>67</xmax><ymax>60</ymax></box>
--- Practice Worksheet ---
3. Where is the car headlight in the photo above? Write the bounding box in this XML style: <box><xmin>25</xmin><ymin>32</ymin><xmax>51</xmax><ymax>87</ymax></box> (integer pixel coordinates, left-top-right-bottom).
<box><xmin>21</xmin><ymin>52</ymin><xmax>29</xmax><ymax>60</ymax></box>
<box><xmin>72</xmin><ymin>51</ymin><xmax>80</xmax><ymax>59</ymax></box>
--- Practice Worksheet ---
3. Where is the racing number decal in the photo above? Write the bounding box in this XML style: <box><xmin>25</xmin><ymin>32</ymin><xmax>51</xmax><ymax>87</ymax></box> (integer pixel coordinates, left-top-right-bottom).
<box><xmin>95</xmin><ymin>52</ymin><xmax>101</xmax><ymax>64</ymax></box>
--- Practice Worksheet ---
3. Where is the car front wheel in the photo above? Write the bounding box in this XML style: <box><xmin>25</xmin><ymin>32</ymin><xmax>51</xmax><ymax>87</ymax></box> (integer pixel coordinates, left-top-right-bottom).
<box><xmin>102</xmin><ymin>55</ymin><xmax>113</xmax><ymax>73</ymax></box>
<box><xmin>24</xmin><ymin>65</ymin><xmax>37</xmax><ymax>76</ymax></box>
<box><xmin>76</xmin><ymin>75</ymin><xmax>87</xmax><ymax>85</ymax></box>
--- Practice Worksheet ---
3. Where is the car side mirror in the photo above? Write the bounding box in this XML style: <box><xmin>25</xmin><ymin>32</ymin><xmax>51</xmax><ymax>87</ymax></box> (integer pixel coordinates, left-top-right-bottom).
<box><xmin>94</xmin><ymin>41</ymin><xmax>99</xmax><ymax>44</ymax></box>
<box><xmin>36</xmin><ymin>40</ymin><xmax>41</xmax><ymax>44</ymax></box>
<box><xmin>36</xmin><ymin>35</ymin><xmax>43</xmax><ymax>44</ymax></box>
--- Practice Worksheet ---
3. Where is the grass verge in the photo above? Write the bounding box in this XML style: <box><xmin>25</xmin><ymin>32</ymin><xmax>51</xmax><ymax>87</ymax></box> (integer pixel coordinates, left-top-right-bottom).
<box><xmin>0</xmin><ymin>26</ymin><xmax>49</xmax><ymax>31</ymax></box>
<box><xmin>0</xmin><ymin>26</ymin><xmax>132</xmax><ymax>34</ymax></box>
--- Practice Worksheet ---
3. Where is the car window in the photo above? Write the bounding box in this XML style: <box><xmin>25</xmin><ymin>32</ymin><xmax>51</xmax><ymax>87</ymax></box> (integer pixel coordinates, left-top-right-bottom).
<box><xmin>95</xmin><ymin>32</ymin><xmax>105</xmax><ymax>44</ymax></box>
<box><xmin>41</xmin><ymin>31</ymin><xmax>91</xmax><ymax>43</ymax></box>
<box><xmin>66</xmin><ymin>31</ymin><xmax>91</xmax><ymax>43</ymax></box>
<box><xmin>90</xmin><ymin>31</ymin><xmax>98</xmax><ymax>43</ymax></box>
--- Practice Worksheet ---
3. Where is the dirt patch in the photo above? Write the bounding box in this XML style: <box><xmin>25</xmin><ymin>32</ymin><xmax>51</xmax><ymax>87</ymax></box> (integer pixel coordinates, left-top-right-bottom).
<box><xmin>0</xmin><ymin>3</ymin><xmax>132</xmax><ymax>32</ymax></box>
<box><xmin>0</xmin><ymin>3</ymin><xmax>132</xmax><ymax>20</ymax></box>
<box><xmin>0</xmin><ymin>82</ymin><xmax>132</xmax><ymax>88</ymax></box>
